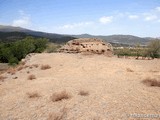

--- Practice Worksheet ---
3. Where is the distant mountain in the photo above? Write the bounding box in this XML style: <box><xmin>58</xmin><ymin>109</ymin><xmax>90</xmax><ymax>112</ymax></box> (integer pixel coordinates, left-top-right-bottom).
<box><xmin>0</xmin><ymin>25</ymin><xmax>158</xmax><ymax>45</ymax></box>
<box><xmin>72</xmin><ymin>34</ymin><xmax>156</xmax><ymax>45</ymax></box>
<box><xmin>0</xmin><ymin>25</ymin><xmax>76</xmax><ymax>43</ymax></box>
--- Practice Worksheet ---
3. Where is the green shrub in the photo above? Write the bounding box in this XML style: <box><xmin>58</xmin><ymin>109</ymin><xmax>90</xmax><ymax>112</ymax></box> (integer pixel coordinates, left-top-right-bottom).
<box><xmin>0</xmin><ymin>37</ymin><xmax>48</xmax><ymax>65</ymax></box>
<box><xmin>9</xmin><ymin>57</ymin><xmax>19</xmax><ymax>65</ymax></box>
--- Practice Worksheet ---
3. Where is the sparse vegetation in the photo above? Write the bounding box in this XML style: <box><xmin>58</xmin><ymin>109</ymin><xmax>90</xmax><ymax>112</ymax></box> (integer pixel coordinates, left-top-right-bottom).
<box><xmin>114</xmin><ymin>40</ymin><xmax>160</xmax><ymax>59</ymax></box>
<box><xmin>27</xmin><ymin>92</ymin><xmax>41</xmax><ymax>98</ymax></box>
<box><xmin>32</xmin><ymin>64</ymin><xmax>39</xmax><ymax>68</ymax></box>
<box><xmin>126</xmin><ymin>68</ymin><xmax>134</xmax><ymax>72</ymax></box>
<box><xmin>78</xmin><ymin>90</ymin><xmax>89</xmax><ymax>96</ymax></box>
<box><xmin>27</xmin><ymin>74</ymin><xmax>36</xmax><ymax>80</ymax></box>
<box><xmin>17</xmin><ymin>66</ymin><xmax>24</xmax><ymax>71</ymax></box>
<box><xmin>41</xmin><ymin>64</ymin><xmax>51</xmax><ymax>70</ymax></box>
<box><xmin>142</xmin><ymin>78</ymin><xmax>160</xmax><ymax>87</ymax></box>
<box><xmin>50</xmin><ymin>91</ymin><xmax>71</xmax><ymax>102</ymax></box>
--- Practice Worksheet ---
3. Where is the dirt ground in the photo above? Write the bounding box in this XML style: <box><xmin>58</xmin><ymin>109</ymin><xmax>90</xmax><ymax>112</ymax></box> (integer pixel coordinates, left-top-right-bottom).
<box><xmin>0</xmin><ymin>53</ymin><xmax>160</xmax><ymax>120</ymax></box>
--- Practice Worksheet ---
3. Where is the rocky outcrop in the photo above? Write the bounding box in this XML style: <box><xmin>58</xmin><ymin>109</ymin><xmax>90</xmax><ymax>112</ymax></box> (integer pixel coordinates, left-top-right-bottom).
<box><xmin>59</xmin><ymin>38</ymin><xmax>113</xmax><ymax>56</ymax></box>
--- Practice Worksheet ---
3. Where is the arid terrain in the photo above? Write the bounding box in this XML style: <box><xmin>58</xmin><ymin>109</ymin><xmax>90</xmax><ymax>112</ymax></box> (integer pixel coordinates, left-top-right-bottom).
<box><xmin>0</xmin><ymin>53</ymin><xmax>160</xmax><ymax>120</ymax></box>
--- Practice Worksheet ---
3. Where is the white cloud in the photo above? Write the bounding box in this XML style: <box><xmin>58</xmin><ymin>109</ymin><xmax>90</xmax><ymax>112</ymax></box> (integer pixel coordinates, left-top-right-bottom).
<box><xmin>128</xmin><ymin>15</ymin><xmax>139</xmax><ymax>19</ymax></box>
<box><xmin>144</xmin><ymin>15</ymin><xmax>158</xmax><ymax>21</ymax></box>
<box><xmin>12</xmin><ymin>10</ymin><xmax>31</xmax><ymax>28</ymax></box>
<box><xmin>58</xmin><ymin>22</ymin><xmax>93</xmax><ymax>29</ymax></box>
<box><xmin>155</xmin><ymin>7</ymin><xmax>160</xmax><ymax>12</ymax></box>
<box><xmin>99</xmin><ymin>16</ymin><xmax>113</xmax><ymax>24</ymax></box>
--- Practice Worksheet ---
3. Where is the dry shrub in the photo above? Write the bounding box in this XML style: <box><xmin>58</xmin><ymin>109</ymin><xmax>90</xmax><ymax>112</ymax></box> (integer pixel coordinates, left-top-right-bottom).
<box><xmin>47</xmin><ymin>107</ymin><xmax>68</xmax><ymax>120</ymax></box>
<box><xmin>126</xmin><ymin>68</ymin><xmax>134</xmax><ymax>72</ymax></box>
<box><xmin>27</xmin><ymin>74</ymin><xmax>36</xmax><ymax>80</ymax></box>
<box><xmin>13</xmin><ymin>76</ymin><xmax>18</xmax><ymax>79</ymax></box>
<box><xmin>27</xmin><ymin>92</ymin><xmax>41</xmax><ymax>98</ymax></box>
<box><xmin>78</xmin><ymin>90</ymin><xmax>89</xmax><ymax>96</ymax></box>
<box><xmin>51</xmin><ymin>91</ymin><xmax>71</xmax><ymax>102</ymax></box>
<box><xmin>32</xmin><ymin>64</ymin><xmax>39</xmax><ymax>68</ymax></box>
<box><xmin>29</xmin><ymin>66</ymin><xmax>33</xmax><ymax>69</ymax></box>
<box><xmin>41</xmin><ymin>64</ymin><xmax>51</xmax><ymax>70</ymax></box>
<box><xmin>27</xmin><ymin>71</ymin><xmax>30</xmax><ymax>74</ymax></box>
<box><xmin>142</xmin><ymin>78</ymin><xmax>160</xmax><ymax>87</ymax></box>
<box><xmin>0</xmin><ymin>76</ymin><xmax>6</xmax><ymax>82</ymax></box>
<box><xmin>7</xmin><ymin>68</ymin><xmax>16</xmax><ymax>75</ymax></box>
<box><xmin>17</xmin><ymin>66</ymin><xmax>24</xmax><ymax>71</ymax></box>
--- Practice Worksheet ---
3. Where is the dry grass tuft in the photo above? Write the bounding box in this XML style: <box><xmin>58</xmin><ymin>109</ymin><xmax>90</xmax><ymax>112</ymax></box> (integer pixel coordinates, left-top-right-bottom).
<box><xmin>0</xmin><ymin>76</ymin><xmax>6</xmax><ymax>82</ymax></box>
<box><xmin>47</xmin><ymin>107</ymin><xmax>68</xmax><ymax>120</ymax></box>
<box><xmin>17</xmin><ymin>66</ymin><xmax>24</xmax><ymax>71</ymax></box>
<box><xmin>27</xmin><ymin>74</ymin><xmax>36</xmax><ymax>80</ymax></box>
<box><xmin>29</xmin><ymin>66</ymin><xmax>33</xmax><ymax>69</ymax></box>
<box><xmin>50</xmin><ymin>91</ymin><xmax>71</xmax><ymax>102</ymax></box>
<box><xmin>41</xmin><ymin>64</ymin><xmax>51</xmax><ymax>70</ymax></box>
<box><xmin>142</xmin><ymin>78</ymin><xmax>160</xmax><ymax>87</ymax></box>
<box><xmin>32</xmin><ymin>64</ymin><xmax>39</xmax><ymax>68</ymax></box>
<box><xmin>126</xmin><ymin>68</ymin><xmax>134</xmax><ymax>72</ymax></box>
<box><xmin>27</xmin><ymin>92</ymin><xmax>41</xmax><ymax>98</ymax></box>
<box><xmin>7</xmin><ymin>68</ymin><xmax>16</xmax><ymax>75</ymax></box>
<box><xmin>78</xmin><ymin>90</ymin><xmax>89</xmax><ymax>96</ymax></box>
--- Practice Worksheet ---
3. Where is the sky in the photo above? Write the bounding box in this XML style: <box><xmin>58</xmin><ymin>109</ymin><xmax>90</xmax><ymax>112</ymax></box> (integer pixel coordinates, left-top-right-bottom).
<box><xmin>0</xmin><ymin>0</ymin><xmax>160</xmax><ymax>37</ymax></box>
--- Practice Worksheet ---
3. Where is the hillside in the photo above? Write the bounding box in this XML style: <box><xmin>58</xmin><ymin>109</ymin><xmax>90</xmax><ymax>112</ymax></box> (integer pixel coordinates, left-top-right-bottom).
<box><xmin>0</xmin><ymin>25</ymin><xmax>75</xmax><ymax>43</ymax></box>
<box><xmin>72</xmin><ymin>34</ymin><xmax>155</xmax><ymax>45</ymax></box>
<box><xmin>0</xmin><ymin>25</ymin><xmax>157</xmax><ymax>45</ymax></box>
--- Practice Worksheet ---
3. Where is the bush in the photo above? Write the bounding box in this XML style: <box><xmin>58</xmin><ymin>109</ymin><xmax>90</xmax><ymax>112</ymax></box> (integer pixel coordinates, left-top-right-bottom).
<box><xmin>78</xmin><ymin>90</ymin><xmax>89</xmax><ymax>96</ymax></box>
<box><xmin>41</xmin><ymin>64</ymin><xmax>51</xmax><ymax>70</ymax></box>
<box><xmin>142</xmin><ymin>78</ymin><xmax>160</xmax><ymax>87</ymax></box>
<box><xmin>0</xmin><ymin>37</ymin><xmax>48</xmax><ymax>65</ymax></box>
<box><xmin>27</xmin><ymin>74</ymin><xmax>36</xmax><ymax>80</ymax></box>
<box><xmin>8</xmin><ymin>57</ymin><xmax>19</xmax><ymax>65</ymax></box>
<box><xmin>147</xmin><ymin>40</ymin><xmax>160</xmax><ymax>58</ymax></box>
<box><xmin>50</xmin><ymin>91</ymin><xmax>71</xmax><ymax>102</ymax></box>
<box><xmin>27</xmin><ymin>92</ymin><xmax>41</xmax><ymax>98</ymax></box>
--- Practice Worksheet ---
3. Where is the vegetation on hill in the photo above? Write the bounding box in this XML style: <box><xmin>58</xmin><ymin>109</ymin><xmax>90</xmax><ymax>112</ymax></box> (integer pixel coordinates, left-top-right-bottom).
<box><xmin>0</xmin><ymin>25</ymin><xmax>156</xmax><ymax>45</ymax></box>
<box><xmin>0</xmin><ymin>37</ymin><xmax>48</xmax><ymax>65</ymax></box>
<box><xmin>114</xmin><ymin>40</ymin><xmax>160</xmax><ymax>59</ymax></box>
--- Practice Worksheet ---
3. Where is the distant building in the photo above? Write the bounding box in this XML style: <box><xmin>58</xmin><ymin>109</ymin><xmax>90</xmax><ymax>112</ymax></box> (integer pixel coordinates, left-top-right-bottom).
<box><xmin>59</xmin><ymin>38</ymin><xmax>113</xmax><ymax>56</ymax></box>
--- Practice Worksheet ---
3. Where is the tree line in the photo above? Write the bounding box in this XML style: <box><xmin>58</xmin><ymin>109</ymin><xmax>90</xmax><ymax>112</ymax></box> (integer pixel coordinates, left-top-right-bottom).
<box><xmin>0</xmin><ymin>37</ymin><xmax>48</xmax><ymax>65</ymax></box>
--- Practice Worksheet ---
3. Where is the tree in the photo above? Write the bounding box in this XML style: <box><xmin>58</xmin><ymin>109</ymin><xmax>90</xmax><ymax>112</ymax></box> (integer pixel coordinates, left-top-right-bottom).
<box><xmin>0</xmin><ymin>37</ymin><xmax>48</xmax><ymax>65</ymax></box>
<box><xmin>147</xmin><ymin>40</ymin><xmax>160</xmax><ymax>58</ymax></box>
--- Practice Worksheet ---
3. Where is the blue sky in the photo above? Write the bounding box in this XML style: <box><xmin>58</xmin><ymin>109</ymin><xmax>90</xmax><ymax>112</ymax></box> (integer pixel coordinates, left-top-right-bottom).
<box><xmin>0</xmin><ymin>0</ymin><xmax>160</xmax><ymax>37</ymax></box>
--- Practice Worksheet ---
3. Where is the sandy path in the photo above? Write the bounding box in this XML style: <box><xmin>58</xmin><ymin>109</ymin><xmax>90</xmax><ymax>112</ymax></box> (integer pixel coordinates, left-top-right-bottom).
<box><xmin>0</xmin><ymin>53</ymin><xmax>160</xmax><ymax>120</ymax></box>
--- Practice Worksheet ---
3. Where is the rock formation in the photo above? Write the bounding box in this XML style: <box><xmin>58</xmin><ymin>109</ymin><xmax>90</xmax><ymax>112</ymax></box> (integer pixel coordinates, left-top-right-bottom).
<box><xmin>59</xmin><ymin>38</ymin><xmax>113</xmax><ymax>56</ymax></box>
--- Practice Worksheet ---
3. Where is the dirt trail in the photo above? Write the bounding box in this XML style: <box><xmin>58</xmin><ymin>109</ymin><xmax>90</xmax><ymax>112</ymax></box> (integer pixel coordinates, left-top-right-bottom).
<box><xmin>0</xmin><ymin>53</ymin><xmax>160</xmax><ymax>120</ymax></box>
